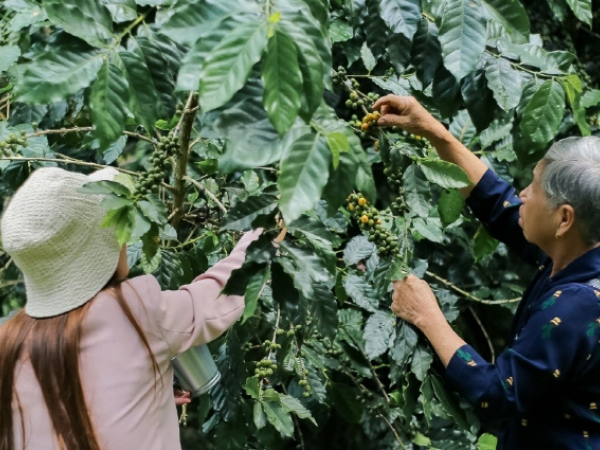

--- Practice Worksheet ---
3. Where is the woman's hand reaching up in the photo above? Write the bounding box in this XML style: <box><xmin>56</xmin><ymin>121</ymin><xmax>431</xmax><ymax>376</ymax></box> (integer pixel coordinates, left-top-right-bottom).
<box><xmin>372</xmin><ymin>95</ymin><xmax>449</xmax><ymax>143</ymax></box>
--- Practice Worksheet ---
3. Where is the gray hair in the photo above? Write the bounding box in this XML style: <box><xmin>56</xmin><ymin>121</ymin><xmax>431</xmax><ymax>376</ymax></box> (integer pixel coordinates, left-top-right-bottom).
<box><xmin>541</xmin><ymin>136</ymin><xmax>600</xmax><ymax>245</ymax></box>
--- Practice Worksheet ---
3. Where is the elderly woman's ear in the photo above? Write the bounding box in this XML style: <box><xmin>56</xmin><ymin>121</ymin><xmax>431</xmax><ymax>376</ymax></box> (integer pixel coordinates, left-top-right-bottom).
<box><xmin>554</xmin><ymin>204</ymin><xmax>576</xmax><ymax>240</ymax></box>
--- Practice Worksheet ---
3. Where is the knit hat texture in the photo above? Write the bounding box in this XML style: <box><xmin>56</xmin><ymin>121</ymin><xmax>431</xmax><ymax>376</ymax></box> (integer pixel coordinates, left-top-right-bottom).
<box><xmin>1</xmin><ymin>167</ymin><xmax>122</xmax><ymax>318</ymax></box>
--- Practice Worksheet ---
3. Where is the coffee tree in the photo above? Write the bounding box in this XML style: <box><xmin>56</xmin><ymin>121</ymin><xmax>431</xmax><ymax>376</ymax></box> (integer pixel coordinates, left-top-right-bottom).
<box><xmin>1</xmin><ymin>0</ymin><xmax>598</xmax><ymax>449</ymax></box>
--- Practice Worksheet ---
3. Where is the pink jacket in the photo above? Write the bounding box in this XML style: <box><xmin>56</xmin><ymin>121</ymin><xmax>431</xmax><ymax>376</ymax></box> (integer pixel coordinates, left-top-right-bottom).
<box><xmin>12</xmin><ymin>231</ymin><xmax>260</xmax><ymax>450</ymax></box>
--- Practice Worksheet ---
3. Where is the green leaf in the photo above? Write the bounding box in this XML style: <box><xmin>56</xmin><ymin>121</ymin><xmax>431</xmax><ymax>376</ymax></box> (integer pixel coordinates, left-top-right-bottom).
<box><xmin>199</xmin><ymin>20</ymin><xmax>268</xmax><ymax>112</ymax></box>
<box><xmin>100</xmin><ymin>206</ymin><xmax>134</xmax><ymax>246</ymax></box>
<box><xmin>210</xmin><ymin>75</ymin><xmax>281</xmax><ymax>173</ymax></box>
<box><xmin>430</xmin><ymin>374</ymin><xmax>470</xmax><ymax>429</ymax></box>
<box><xmin>474</xmin><ymin>225</ymin><xmax>499</xmax><ymax>262</ymax></box>
<box><xmin>330</xmin><ymin>18</ymin><xmax>353</xmax><ymax>42</ymax></box>
<box><xmin>411</xmin><ymin>19</ymin><xmax>442</xmax><ymax>87</ymax></box>
<box><xmin>323</xmin><ymin>137</ymin><xmax>359</xmax><ymax>214</ymax></box>
<box><xmin>413</xmin><ymin>217</ymin><xmax>444</xmax><ymax>244</ymax></box>
<box><xmin>379</xmin><ymin>0</ymin><xmax>421</xmax><ymax>40</ymax></box>
<box><xmin>117</xmin><ymin>50</ymin><xmax>158</xmax><ymax>133</ymax></box>
<box><xmin>439</xmin><ymin>0</ymin><xmax>487</xmax><ymax>81</ymax></box>
<box><xmin>101</xmin><ymin>0</ymin><xmax>137</xmax><ymax>22</ymax></box>
<box><xmin>15</xmin><ymin>44</ymin><xmax>103</xmax><ymax>104</ymax></box>
<box><xmin>278</xmin><ymin>133</ymin><xmax>331</xmax><ymax>223</ymax></box>
<box><xmin>128</xmin><ymin>32</ymin><xmax>182</xmax><ymax>117</ymax></box>
<box><xmin>581</xmin><ymin>89</ymin><xmax>600</xmax><ymax>108</ymax></box>
<box><xmin>461</xmin><ymin>68</ymin><xmax>497</xmax><ymax>131</ymax></box>
<box><xmin>403</xmin><ymin>164</ymin><xmax>430</xmax><ymax>217</ymax></box>
<box><xmin>360</xmin><ymin>42</ymin><xmax>376</xmax><ymax>72</ymax></box>
<box><xmin>244</xmin><ymin>376</ymin><xmax>260</xmax><ymax>399</ymax></box>
<box><xmin>481</xmin><ymin>0</ymin><xmax>530</xmax><ymax>43</ymax></box>
<box><xmin>79</xmin><ymin>180</ymin><xmax>132</xmax><ymax>197</ymax></box>
<box><xmin>253</xmin><ymin>401</ymin><xmax>267</xmax><ymax>430</ymax></box>
<box><xmin>138</xmin><ymin>195</ymin><xmax>168</xmax><ymax>225</ymax></box>
<box><xmin>354</xmin><ymin>146</ymin><xmax>377</xmax><ymax>203</ymax></box>
<box><xmin>0</xmin><ymin>46</ymin><xmax>21</xmax><ymax>74</ymax></box>
<box><xmin>159</xmin><ymin>0</ymin><xmax>246</xmax><ymax>46</ymax></box>
<box><xmin>262</xmin><ymin>29</ymin><xmax>303</xmax><ymax>135</ymax></box>
<box><xmin>261</xmin><ymin>400</ymin><xmax>294</xmax><ymax>436</ymax></box>
<box><xmin>390</xmin><ymin>320</ymin><xmax>419</xmax><ymax>367</ymax></box>
<box><xmin>42</xmin><ymin>0</ymin><xmax>114</xmax><ymax>48</ymax></box>
<box><xmin>438</xmin><ymin>189</ymin><xmax>465</xmax><ymax>226</ymax></box>
<box><xmin>102</xmin><ymin>194</ymin><xmax>133</xmax><ymax>211</ymax></box>
<box><xmin>520</xmin><ymin>79</ymin><xmax>565</xmax><ymax>152</ymax></box>
<box><xmin>223</xmin><ymin>195</ymin><xmax>278</xmax><ymax>231</ymax></box>
<box><xmin>325</xmin><ymin>132</ymin><xmax>349</xmax><ymax>170</ymax></box>
<box><xmin>280</xmin><ymin>394</ymin><xmax>317</xmax><ymax>425</ymax></box>
<box><xmin>343</xmin><ymin>274</ymin><xmax>379</xmax><ymax>313</ymax></box>
<box><xmin>90</xmin><ymin>56</ymin><xmax>129</xmax><ymax>149</ymax></box>
<box><xmin>279</xmin><ymin>16</ymin><xmax>326</xmax><ymax>121</ymax></box>
<box><xmin>484</xmin><ymin>56</ymin><xmax>522</xmax><ymax>111</ymax></box>
<box><xmin>310</xmin><ymin>283</ymin><xmax>339</xmax><ymax>341</ymax></box>
<box><xmin>363</xmin><ymin>311</ymin><xmax>395</xmax><ymax>360</ymax></box>
<box><xmin>410</xmin><ymin>344</ymin><xmax>433</xmax><ymax>382</ymax></box>
<box><xmin>329</xmin><ymin>383</ymin><xmax>363</xmax><ymax>424</ymax></box>
<box><xmin>477</xmin><ymin>433</ymin><xmax>498</xmax><ymax>450</ymax></box>
<box><xmin>289</xmin><ymin>215</ymin><xmax>338</xmax><ymax>250</ymax></box>
<box><xmin>343</xmin><ymin>235</ymin><xmax>375</xmax><ymax>266</ymax></box>
<box><xmin>279</xmin><ymin>241</ymin><xmax>330</xmax><ymax>296</ymax></box>
<box><xmin>565</xmin><ymin>0</ymin><xmax>592</xmax><ymax>26</ymax></box>
<box><xmin>102</xmin><ymin>135</ymin><xmax>128</xmax><ymax>164</ymax></box>
<box><xmin>242</xmin><ymin>266</ymin><xmax>269</xmax><ymax>323</ymax></box>
<box><xmin>420</xmin><ymin>160</ymin><xmax>471</xmax><ymax>189</ymax></box>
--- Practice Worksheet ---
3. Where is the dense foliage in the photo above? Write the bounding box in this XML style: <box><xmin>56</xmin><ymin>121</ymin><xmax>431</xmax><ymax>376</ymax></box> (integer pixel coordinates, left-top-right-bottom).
<box><xmin>1</xmin><ymin>0</ymin><xmax>599</xmax><ymax>449</ymax></box>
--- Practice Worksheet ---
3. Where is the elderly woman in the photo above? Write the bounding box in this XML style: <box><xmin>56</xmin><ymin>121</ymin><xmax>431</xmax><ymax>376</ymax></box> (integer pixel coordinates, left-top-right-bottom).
<box><xmin>373</xmin><ymin>95</ymin><xmax>600</xmax><ymax>449</ymax></box>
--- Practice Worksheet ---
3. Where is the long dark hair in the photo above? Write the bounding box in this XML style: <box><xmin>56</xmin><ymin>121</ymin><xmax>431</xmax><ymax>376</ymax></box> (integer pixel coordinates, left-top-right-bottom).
<box><xmin>0</xmin><ymin>280</ymin><xmax>159</xmax><ymax>450</ymax></box>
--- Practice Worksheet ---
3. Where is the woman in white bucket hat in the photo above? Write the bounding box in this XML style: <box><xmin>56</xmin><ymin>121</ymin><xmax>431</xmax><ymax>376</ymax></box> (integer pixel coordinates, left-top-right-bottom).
<box><xmin>0</xmin><ymin>167</ymin><xmax>261</xmax><ymax>450</ymax></box>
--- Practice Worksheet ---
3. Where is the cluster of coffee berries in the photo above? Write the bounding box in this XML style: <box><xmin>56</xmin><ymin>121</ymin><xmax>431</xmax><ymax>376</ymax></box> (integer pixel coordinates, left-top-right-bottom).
<box><xmin>332</xmin><ymin>66</ymin><xmax>347</xmax><ymax>87</ymax></box>
<box><xmin>253</xmin><ymin>358</ymin><xmax>278</xmax><ymax>379</ymax></box>
<box><xmin>262</xmin><ymin>339</ymin><xmax>282</xmax><ymax>352</ymax></box>
<box><xmin>276</xmin><ymin>324</ymin><xmax>302</xmax><ymax>338</ymax></box>
<box><xmin>346</xmin><ymin>193</ymin><xmax>399</xmax><ymax>257</ymax></box>
<box><xmin>345</xmin><ymin>91</ymin><xmax>365</xmax><ymax>110</ymax></box>
<box><xmin>360</xmin><ymin>111</ymin><xmax>381</xmax><ymax>132</ymax></box>
<box><xmin>333</xmin><ymin>66</ymin><xmax>360</xmax><ymax>90</ymax></box>
<box><xmin>0</xmin><ymin>131</ymin><xmax>28</xmax><ymax>157</ymax></box>
<box><xmin>383</xmin><ymin>167</ymin><xmax>409</xmax><ymax>214</ymax></box>
<box><xmin>134</xmin><ymin>134</ymin><xmax>178</xmax><ymax>196</ymax></box>
<box><xmin>374</xmin><ymin>140</ymin><xmax>380</xmax><ymax>152</ymax></box>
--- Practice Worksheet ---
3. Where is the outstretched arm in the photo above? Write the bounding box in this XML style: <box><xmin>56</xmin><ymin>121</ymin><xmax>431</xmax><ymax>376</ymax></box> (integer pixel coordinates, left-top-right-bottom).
<box><xmin>372</xmin><ymin>95</ymin><xmax>488</xmax><ymax>199</ymax></box>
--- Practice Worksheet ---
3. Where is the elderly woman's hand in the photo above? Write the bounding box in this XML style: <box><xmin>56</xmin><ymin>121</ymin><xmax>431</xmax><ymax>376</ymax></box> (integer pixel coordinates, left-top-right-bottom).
<box><xmin>372</xmin><ymin>95</ymin><xmax>449</xmax><ymax>143</ymax></box>
<box><xmin>391</xmin><ymin>275</ymin><xmax>443</xmax><ymax>328</ymax></box>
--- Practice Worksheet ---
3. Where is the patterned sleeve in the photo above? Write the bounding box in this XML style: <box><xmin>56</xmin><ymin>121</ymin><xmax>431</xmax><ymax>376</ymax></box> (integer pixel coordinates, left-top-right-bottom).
<box><xmin>445</xmin><ymin>285</ymin><xmax>600</xmax><ymax>420</ymax></box>
<box><xmin>466</xmin><ymin>168</ymin><xmax>542</xmax><ymax>266</ymax></box>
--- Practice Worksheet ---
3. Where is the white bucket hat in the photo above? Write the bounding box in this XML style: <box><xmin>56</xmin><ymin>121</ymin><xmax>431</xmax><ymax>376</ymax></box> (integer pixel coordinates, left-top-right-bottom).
<box><xmin>1</xmin><ymin>167</ymin><xmax>122</xmax><ymax>318</ymax></box>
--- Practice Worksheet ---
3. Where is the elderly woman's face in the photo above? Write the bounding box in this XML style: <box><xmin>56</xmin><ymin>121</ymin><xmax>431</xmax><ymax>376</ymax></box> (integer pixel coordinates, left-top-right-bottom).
<box><xmin>518</xmin><ymin>162</ymin><xmax>561</xmax><ymax>248</ymax></box>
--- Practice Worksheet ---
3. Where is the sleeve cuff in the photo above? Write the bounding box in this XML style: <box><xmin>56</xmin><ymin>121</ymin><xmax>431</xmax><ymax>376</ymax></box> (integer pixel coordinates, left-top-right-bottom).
<box><xmin>465</xmin><ymin>169</ymin><xmax>499</xmax><ymax>206</ymax></box>
<box><xmin>445</xmin><ymin>344</ymin><xmax>488</xmax><ymax>403</ymax></box>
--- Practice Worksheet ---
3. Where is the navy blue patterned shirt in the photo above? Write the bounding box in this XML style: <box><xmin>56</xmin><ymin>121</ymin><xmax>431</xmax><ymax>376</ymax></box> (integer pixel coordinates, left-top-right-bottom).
<box><xmin>445</xmin><ymin>169</ymin><xmax>600</xmax><ymax>449</ymax></box>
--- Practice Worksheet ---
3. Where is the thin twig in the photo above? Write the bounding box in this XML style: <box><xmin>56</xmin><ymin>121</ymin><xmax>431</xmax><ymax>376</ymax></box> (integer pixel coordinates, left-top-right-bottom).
<box><xmin>0</xmin><ymin>156</ymin><xmax>139</xmax><ymax>176</ymax></box>
<box><xmin>24</xmin><ymin>126</ymin><xmax>156</xmax><ymax>144</ymax></box>
<box><xmin>183</xmin><ymin>175</ymin><xmax>227</xmax><ymax>214</ymax></box>
<box><xmin>469</xmin><ymin>306</ymin><xmax>495</xmax><ymax>364</ymax></box>
<box><xmin>425</xmin><ymin>271</ymin><xmax>521</xmax><ymax>305</ymax></box>
<box><xmin>377</xmin><ymin>414</ymin><xmax>408</xmax><ymax>450</ymax></box>
<box><xmin>0</xmin><ymin>279</ymin><xmax>23</xmax><ymax>289</ymax></box>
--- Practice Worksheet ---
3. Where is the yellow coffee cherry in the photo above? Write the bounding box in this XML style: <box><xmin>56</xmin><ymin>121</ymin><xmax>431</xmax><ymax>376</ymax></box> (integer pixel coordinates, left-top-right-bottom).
<box><xmin>348</xmin><ymin>203</ymin><xmax>355</xmax><ymax>211</ymax></box>
<box><xmin>360</xmin><ymin>215</ymin><xmax>369</xmax><ymax>223</ymax></box>
<box><xmin>358</xmin><ymin>198</ymin><xmax>367</xmax><ymax>206</ymax></box>
<box><xmin>376</xmin><ymin>219</ymin><xmax>382</xmax><ymax>225</ymax></box>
